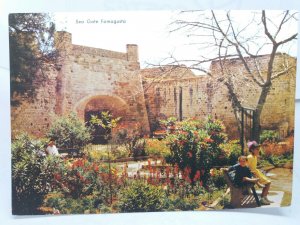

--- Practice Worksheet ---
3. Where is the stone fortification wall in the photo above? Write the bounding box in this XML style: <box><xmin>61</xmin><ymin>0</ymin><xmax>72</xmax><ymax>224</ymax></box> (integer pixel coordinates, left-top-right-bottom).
<box><xmin>210</xmin><ymin>54</ymin><xmax>296</xmax><ymax>137</ymax></box>
<box><xmin>142</xmin><ymin>67</ymin><xmax>210</xmax><ymax>132</ymax></box>
<box><xmin>11</xmin><ymin>32</ymin><xmax>149</xmax><ymax>138</ymax></box>
<box><xmin>142</xmin><ymin>55</ymin><xmax>296</xmax><ymax>139</ymax></box>
<box><xmin>11</xmin><ymin>68</ymin><xmax>59</xmax><ymax>137</ymax></box>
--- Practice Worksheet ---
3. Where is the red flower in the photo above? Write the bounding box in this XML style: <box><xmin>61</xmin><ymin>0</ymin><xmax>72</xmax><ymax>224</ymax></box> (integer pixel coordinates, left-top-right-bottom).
<box><xmin>174</xmin><ymin>164</ymin><xmax>179</xmax><ymax>175</ymax></box>
<box><xmin>193</xmin><ymin>170</ymin><xmax>201</xmax><ymax>181</ymax></box>
<box><xmin>93</xmin><ymin>165</ymin><xmax>99</xmax><ymax>172</ymax></box>
<box><xmin>204</xmin><ymin>137</ymin><xmax>214</xmax><ymax>143</ymax></box>
<box><xmin>54</xmin><ymin>173</ymin><xmax>61</xmax><ymax>181</ymax></box>
<box><xmin>187</xmin><ymin>151</ymin><xmax>193</xmax><ymax>158</ymax></box>
<box><xmin>166</xmin><ymin>167</ymin><xmax>170</xmax><ymax>178</ymax></box>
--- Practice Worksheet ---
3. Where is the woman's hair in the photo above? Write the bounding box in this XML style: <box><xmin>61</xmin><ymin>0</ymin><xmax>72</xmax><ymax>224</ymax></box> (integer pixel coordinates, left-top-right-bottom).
<box><xmin>247</xmin><ymin>141</ymin><xmax>260</xmax><ymax>153</ymax></box>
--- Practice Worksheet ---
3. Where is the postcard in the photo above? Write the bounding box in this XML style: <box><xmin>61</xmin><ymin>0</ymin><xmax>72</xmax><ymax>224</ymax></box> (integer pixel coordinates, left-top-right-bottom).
<box><xmin>9</xmin><ymin>10</ymin><xmax>297</xmax><ymax>215</ymax></box>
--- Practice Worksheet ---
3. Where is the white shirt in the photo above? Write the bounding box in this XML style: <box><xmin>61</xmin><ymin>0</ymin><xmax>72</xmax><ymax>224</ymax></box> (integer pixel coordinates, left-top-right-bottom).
<box><xmin>46</xmin><ymin>145</ymin><xmax>59</xmax><ymax>156</ymax></box>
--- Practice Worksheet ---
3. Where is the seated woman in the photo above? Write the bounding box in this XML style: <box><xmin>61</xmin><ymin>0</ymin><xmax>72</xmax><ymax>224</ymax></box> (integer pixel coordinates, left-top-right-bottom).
<box><xmin>247</xmin><ymin>141</ymin><xmax>273</xmax><ymax>205</ymax></box>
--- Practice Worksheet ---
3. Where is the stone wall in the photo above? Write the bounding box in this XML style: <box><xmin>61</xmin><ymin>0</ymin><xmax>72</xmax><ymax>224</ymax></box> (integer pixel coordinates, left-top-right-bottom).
<box><xmin>142</xmin><ymin>67</ymin><xmax>210</xmax><ymax>131</ymax></box>
<box><xmin>142</xmin><ymin>55</ymin><xmax>296</xmax><ymax>139</ymax></box>
<box><xmin>209</xmin><ymin>54</ymin><xmax>296</xmax><ymax>138</ymax></box>
<box><xmin>11</xmin><ymin>67</ymin><xmax>59</xmax><ymax>137</ymax></box>
<box><xmin>11</xmin><ymin>31</ymin><xmax>150</xmax><ymax>138</ymax></box>
<box><xmin>11</xmin><ymin>31</ymin><xmax>296</xmax><ymax>141</ymax></box>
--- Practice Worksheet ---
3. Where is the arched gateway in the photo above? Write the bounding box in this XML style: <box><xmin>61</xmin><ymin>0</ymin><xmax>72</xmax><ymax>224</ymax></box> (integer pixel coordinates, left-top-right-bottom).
<box><xmin>75</xmin><ymin>95</ymin><xmax>130</xmax><ymax>143</ymax></box>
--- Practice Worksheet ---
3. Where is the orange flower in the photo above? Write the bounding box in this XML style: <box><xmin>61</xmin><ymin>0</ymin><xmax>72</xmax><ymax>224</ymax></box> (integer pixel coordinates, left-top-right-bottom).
<box><xmin>204</xmin><ymin>137</ymin><xmax>214</xmax><ymax>143</ymax></box>
<box><xmin>209</xmin><ymin>168</ymin><xmax>215</xmax><ymax>176</ymax></box>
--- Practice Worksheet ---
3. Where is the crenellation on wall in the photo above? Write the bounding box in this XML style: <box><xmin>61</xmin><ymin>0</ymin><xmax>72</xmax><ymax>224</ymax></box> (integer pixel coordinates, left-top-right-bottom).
<box><xmin>73</xmin><ymin>45</ymin><xmax>127</xmax><ymax>60</ymax></box>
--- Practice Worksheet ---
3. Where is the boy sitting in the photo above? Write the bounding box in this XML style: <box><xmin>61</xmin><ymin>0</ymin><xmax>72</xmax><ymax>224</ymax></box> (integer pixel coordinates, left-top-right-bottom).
<box><xmin>227</xmin><ymin>156</ymin><xmax>264</xmax><ymax>191</ymax></box>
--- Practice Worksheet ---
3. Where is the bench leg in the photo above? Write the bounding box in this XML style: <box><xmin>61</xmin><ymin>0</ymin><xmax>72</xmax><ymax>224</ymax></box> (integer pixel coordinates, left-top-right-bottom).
<box><xmin>251</xmin><ymin>186</ymin><xmax>261</xmax><ymax>207</ymax></box>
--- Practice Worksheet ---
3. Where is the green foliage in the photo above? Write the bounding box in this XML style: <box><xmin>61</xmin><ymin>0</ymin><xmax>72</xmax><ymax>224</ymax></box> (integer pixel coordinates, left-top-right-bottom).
<box><xmin>47</xmin><ymin>113</ymin><xmax>92</xmax><ymax>149</ymax></box>
<box><xmin>90</xmin><ymin>111</ymin><xmax>121</xmax><ymax>130</ymax></box>
<box><xmin>145</xmin><ymin>139</ymin><xmax>171</xmax><ymax>158</ymax></box>
<box><xmin>43</xmin><ymin>192</ymin><xmax>109</xmax><ymax>214</ymax></box>
<box><xmin>165</xmin><ymin>117</ymin><xmax>228</xmax><ymax>186</ymax></box>
<box><xmin>12</xmin><ymin>134</ymin><xmax>62</xmax><ymax>214</ymax></box>
<box><xmin>208</xmin><ymin>168</ymin><xmax>227</xmax><ymax>189</ymax></box>
<box><xmin>160</xmin><ymin>116</ymin><xmax>177</xmax><ymax>128</ymax></box>
<box><xmin>9</xmin><ymin>13</ymin><xmax>57</xmax><ymax>105</ymax></box>
<box><xmin>89</xmin><ymin>111</ymin><xmax>121</xmax><ymax>143</ymax></box>
<box><xmin>115</xmin><ymin>123</ymin><xmax>147</xmax><ymax>159</ymax></box>
<box><xmin>260</xmin><ymin>130</ymin><xmax>279</xmax><ymax>143</ymax></box>
<box><xmin>221</xmin><ymin>140</ymin><xmax>242</xmax><ymax>165</ymax></box>
<box><xmin>164</xmin><ymin>194</ymin><xmax>200</xmax><ymax>211</ymax></box>
<box><xmin>118</xmin><ymin>181</ymin><xmax>166</xmax><ymax>212</ymax></box>
<box><xmin>85</xmin><ymin>145</ymin><xmax>129</xmax><ymax>161</ymax></box>
<box><xmin>53</xmin><ymin>158</ymin><xmax>121</xmax><ymax>202</ymax></box>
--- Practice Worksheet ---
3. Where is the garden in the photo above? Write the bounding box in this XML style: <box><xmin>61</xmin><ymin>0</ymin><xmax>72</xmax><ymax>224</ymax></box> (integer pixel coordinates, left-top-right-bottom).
<box><xmin>11</xmin><ymin>113</ymin><xmax>294</xmax><ymax>215</ymax></box>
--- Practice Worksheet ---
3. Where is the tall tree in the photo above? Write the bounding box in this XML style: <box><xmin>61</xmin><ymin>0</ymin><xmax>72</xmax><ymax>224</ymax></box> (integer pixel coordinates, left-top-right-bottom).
<box><xmin>9</xmin><ymin>13</ymin><xmax>57</xmax><ymax>105</ymax></box>
<box><xmin>167</xmin><ymin>10</ymin><xmax>297</xmax><ymax>142</ymax></box>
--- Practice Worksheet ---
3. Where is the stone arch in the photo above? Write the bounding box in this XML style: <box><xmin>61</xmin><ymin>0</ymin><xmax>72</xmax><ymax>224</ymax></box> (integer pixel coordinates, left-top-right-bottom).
<box><xmin>75</xmin><ymin>94</ymin><xmax>129</xmax><ymax>121</ymax></box>
<box><xmin>74</xmin><ymin>94</ymin><xmax>130</xmax><ymax>143</ymax></box>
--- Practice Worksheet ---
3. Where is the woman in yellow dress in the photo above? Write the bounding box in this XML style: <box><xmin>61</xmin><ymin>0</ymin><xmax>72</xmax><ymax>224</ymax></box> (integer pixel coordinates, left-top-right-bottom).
<box><xmin>247</xmin><ymin>141</ymin><xmax>273</xmax><ymax>205</ymax></box>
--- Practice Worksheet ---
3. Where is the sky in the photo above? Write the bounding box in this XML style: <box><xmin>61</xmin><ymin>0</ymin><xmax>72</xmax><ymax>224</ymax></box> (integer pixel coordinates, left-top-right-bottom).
<box><xmin>54</xmin><ymin>10</ymin><xmax>298</xmax><ymax>74</ymax></box>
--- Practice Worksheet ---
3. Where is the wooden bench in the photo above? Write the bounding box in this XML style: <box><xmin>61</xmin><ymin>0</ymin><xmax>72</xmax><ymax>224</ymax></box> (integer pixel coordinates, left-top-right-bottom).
<box><xmin>224</xmin><ymin>170</ymin><xmax>261</xmax><ymax>208</ymax></box>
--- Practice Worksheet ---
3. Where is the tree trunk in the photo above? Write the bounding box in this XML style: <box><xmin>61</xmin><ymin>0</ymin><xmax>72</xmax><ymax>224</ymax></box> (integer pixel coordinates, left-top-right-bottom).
<box><xmin>253</xmin><ymin>85</ymin><xmax>271</xmax><ymax>143</ymax></box>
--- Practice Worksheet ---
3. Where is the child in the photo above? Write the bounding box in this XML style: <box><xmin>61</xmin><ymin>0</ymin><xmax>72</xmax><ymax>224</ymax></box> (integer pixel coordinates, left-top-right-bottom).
<box><xmin>247</xmin><ymin>141</ymin><xmax>273</xmax><ymax>205</ymax></box>
<box><xmin>228</xmin><ymin>156</ymin><xmax>261</xmax><ymax>189</ymax></box>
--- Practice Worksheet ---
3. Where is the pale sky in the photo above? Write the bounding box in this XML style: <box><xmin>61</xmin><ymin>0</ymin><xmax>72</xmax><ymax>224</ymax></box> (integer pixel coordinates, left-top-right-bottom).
<box><xmin>54</xmin><ymin>10</ymin><xmax>298</xmax><ymax>73</ymax></box>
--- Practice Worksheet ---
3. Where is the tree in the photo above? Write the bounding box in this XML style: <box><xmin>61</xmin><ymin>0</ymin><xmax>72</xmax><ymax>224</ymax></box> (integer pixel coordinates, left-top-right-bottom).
<box><xmin>47</xmin><ymin>113</ymin><xmax>93</xmax><ymax>150</ymax></box>
<box><xmin>9</xmin><ymin>13</ymin><xmax>58</xmax><ymax>105</ymax></box>
<box><xmin>12</xmin><ymin>134</ymin><xmax>62</xmax><ymax>215</ymax></box>
<box><xmin>167</xmin><ymin>10</ymin><xmax>297</xmax><ymax>142</ymax></box>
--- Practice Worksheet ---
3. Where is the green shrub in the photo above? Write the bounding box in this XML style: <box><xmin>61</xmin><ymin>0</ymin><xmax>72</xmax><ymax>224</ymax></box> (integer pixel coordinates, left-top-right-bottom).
<box><xmin>221</xmin><ymin>140</ymin><xmax>242</xmax><ymax>165</ymax></box>
<box><xmin>12</xmin><ymin>134</ymin><xmax>62</xmax><ymax>215</ymax></box>
<box><xmin>164</xmin><ymin>194</ymin><xmax>199</xmax><ymax>211</ymax></box>
<box><xmin>47</xmin><ymin>113</ymin><xmax>92</xmax><ymax>150</ymax></box>
<box><xmin>208</xmin><ymin>168</ymin><xmax>227</xmax><ymax>189</ymax></box>
<box><xmin>118</xmin><ymin>181</ymin><xmax>166</xmax><ymax>212</ymax></box>
<box><xmin>260</xmin><ymin>130</ymin><xmax>279</xmax><ymax>143</ymax></box>
<box><xmin>43</xmin><ymin>192</ymin><xmax>108</xmax><ymax>214</ymax></box>
<box><xmin>114</xmin><ymin>124</ymin><xmax>147</xmax><ymax>160</ymax></box>
<box><xmin>145</xmin><ymin>139</ymin><xmax>170</xmax><ymax>158</ymax></box>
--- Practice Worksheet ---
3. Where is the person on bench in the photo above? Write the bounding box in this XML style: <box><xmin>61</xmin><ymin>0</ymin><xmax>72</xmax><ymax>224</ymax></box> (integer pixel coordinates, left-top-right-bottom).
<box><xmin>227</xmin><ymin>156</ymin><xmax>263</xmax><ymax>194</ymax></box>
<box><xmin>247</xmin><ymin>141</ymin><xmax>273</xmax><ymax>205</ymax></box>
<box><xmin>45</xmin><ymin>138</ymin><xmax>60</xmax><ymax>156</ymax></box>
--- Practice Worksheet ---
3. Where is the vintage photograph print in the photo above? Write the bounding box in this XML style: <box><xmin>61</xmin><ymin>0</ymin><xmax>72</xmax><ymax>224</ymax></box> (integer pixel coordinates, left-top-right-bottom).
<box><xmin>10</xmin><ymin>10</ymin><xmax>297</xmax><ymax>215</ymax></box>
